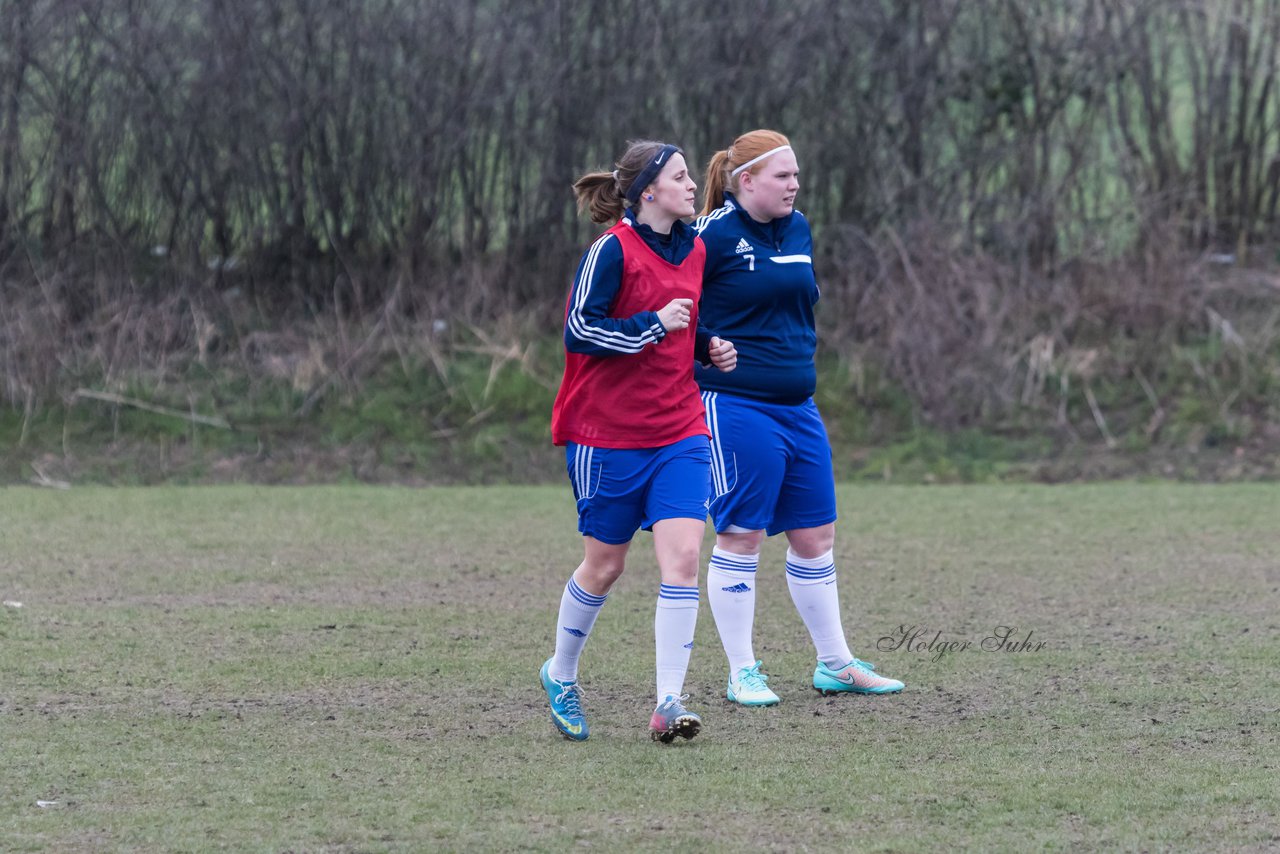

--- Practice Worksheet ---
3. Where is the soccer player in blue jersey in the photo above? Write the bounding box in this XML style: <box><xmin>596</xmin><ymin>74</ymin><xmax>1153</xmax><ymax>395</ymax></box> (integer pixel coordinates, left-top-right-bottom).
<box><xmin>693</xmin><ymin>129</ymin><xmax>904</xmax><ymax>705</ymax></box>
<box><xmin>539</xmin><ymin>140</ymin><xmax>738</xmax><ymax>743</ymax></box>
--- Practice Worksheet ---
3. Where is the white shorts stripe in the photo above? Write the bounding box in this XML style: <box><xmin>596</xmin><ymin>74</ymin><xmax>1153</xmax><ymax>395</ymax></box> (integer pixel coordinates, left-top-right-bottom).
<box><xmin>703</xmin><ymin>391</ymin><xmax>728</xmax><ymax>497</ymax></box>
<box><xmin>573</xmin><ymin>445</ymin><xmax>584</xmax><ymax>500</ymax></box>
<box><xmin>571</xmin><ymin>444</ymin><xmax>597</xmax><ymax>501</ymax></box>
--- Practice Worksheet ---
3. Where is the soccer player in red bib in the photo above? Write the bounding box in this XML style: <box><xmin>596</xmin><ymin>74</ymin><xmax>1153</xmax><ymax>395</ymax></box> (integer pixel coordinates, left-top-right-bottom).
<box><xmin>694</xmin><ymin>129</ymin><xmax>904</xmax><ymax>705</ymax></box>
<box><xmin>540</xmin><ymin>140</ymin><xmax>738</xmax><ymax>743</ymax></box>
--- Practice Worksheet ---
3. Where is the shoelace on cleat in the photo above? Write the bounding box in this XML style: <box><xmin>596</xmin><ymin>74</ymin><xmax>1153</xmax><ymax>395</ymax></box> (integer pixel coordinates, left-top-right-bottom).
<box><xmin>657</xmin><ymin>693</ymin><xmax>691</xmax><ymax>715</ymax></box>
<box><xmin>554</xmin><ymin>684</ymin><xmax>584</xmax><ymax>717</ymax></box>
<box><xmin>738</xmin><ymin>663</ymin><xmax>770</xmax><ymax>692</ymax></box>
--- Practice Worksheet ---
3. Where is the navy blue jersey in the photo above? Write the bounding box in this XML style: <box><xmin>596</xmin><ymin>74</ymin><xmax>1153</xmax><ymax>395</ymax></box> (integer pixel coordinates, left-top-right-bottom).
<box><xmin>693</xmin><ymin>192</ymin><xmax>818</xmax><ymax>404</ymax></box>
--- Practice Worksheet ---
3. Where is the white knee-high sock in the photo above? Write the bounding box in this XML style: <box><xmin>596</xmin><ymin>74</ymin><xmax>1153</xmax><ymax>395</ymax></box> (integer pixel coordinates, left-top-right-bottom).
<box><xmin>654</xmin><ymin>583</ymin><xmax>699</xmax><ymax>701</ymax></box>
<box><xmin>706</xmin><ymin>547</ymin><xmax>759</xmax><ymax>674</ymax></box>
<box><xmin>785</xmin><ymin>549</ymin><xmax>853</xmax><ymax>669</ymax></box>
<box><xmin>550</xmin><ymin>576</ymin><xmax>607</xmax><ymax>682</ymax></box>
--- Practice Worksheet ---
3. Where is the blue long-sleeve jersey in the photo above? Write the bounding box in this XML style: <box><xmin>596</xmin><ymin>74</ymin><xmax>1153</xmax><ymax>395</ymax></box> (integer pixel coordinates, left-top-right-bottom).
<box><xmin>563</xmin><ymin>209</ymin><xmax>713</xmax><ymax>362</ymax></box>
<box><xmin>693</xmin><ymin>192</ymin><xmax>818</xmax><ymax>404</ymax></box>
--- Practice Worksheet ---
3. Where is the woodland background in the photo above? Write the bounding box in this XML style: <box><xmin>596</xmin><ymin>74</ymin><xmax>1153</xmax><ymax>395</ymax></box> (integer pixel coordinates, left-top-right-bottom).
<box><xmin>2</xmin><ymin>0</ymin><xmax>1278</xmax><ymax>483</ymax></box>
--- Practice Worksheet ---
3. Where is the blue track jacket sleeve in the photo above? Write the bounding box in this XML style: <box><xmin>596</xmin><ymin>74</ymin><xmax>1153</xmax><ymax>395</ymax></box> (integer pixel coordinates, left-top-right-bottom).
<box><xmin>694</xmin><ymin>319</ymin><xmax>713</xmax><ymax>366</ymax></box>
<box><xmin>564</xmin><ymin>233</ymin><xmax>667</xmax><ymax>356</ymax></box>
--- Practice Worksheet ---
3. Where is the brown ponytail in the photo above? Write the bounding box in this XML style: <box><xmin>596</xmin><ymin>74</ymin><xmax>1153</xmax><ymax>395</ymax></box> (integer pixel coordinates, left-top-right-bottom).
<box><xmin>573</xmin><ymin>139</ymin><xmax>672</xmax><ymax>224</ymax></box>
<box><xmin>573</xmin><ymin>171</ymin><xmax>626</xmax><ymax>224</ymax></box>
<box><xmin>699</xmin><ymin>129</ymin><xmax>791</xmax><ymax>217</ymax></box>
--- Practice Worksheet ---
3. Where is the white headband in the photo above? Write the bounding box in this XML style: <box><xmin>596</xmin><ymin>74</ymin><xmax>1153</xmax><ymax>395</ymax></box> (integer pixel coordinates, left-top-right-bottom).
<box><xmin>731</xmin><ymin>144</ymin><xmax>792</xmax><ymax>177</ymax></box>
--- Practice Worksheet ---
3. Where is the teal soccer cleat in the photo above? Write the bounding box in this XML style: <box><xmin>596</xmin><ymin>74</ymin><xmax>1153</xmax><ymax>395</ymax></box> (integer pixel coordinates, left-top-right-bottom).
<box><xmin>726</xmin><ymin>661</ymin><xmax>781</xmax><ymax>706</ymax></box>
<box><xmin>540</xmin><ymin>658</ymin><xmax>589</xmax><ymax>741</ymax></box>
<box><xmin>813</xmin><ymin>658</ymin><xmax>905</xmax><ymax>695</ymax></box>
<box><xmin>649</xmin><ymin>694</ymin><xmax>702</xmax><ymax>743</ymax></box>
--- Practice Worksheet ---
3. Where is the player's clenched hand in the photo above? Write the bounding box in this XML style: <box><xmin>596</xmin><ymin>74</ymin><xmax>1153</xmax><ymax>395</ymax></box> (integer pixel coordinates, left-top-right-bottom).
<box><xmin>657</xmin><ymin>298</ymin><xmax>693</xmax><ymax>332</ymax></box>
<box><xmin>709</xmin><ymin>336</ymin><xmax>737</xmax><ymax>372</ymax></box>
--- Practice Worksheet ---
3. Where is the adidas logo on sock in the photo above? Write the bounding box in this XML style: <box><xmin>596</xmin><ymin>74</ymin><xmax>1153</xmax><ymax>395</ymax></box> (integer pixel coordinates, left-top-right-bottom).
<box><xmin>721</xmin><ymin>582</ymin><xmax>752</xmax><ymax>593</ymax></box>
<box><xmin>562</xmin><ymin>627</ymin><xmax>587</xmax><ymax>637</ymax></box>
<box><xmin>683</xmin><ymin>641</ymin><xmax>694</xmax><ymax>649</ymax></box>
<box><xmin>734</xmin><ymin>238</ymin><xmax>753</xmax><ymax>254</ymax></box>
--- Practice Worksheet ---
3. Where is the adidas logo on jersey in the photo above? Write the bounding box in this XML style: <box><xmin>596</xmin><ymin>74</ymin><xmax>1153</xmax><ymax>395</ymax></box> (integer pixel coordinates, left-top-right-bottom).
<box><xmin>734</xmin><ymin>238</ymin><xmax>753</xmax><ymax>254</ymax></box>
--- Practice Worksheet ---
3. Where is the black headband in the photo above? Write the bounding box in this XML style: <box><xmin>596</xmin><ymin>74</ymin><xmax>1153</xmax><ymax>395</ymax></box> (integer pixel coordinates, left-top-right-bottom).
<box><xmin>625</xmin><ymin>144</ymin><xmax>681</xmax><ymax>205</ymax></box>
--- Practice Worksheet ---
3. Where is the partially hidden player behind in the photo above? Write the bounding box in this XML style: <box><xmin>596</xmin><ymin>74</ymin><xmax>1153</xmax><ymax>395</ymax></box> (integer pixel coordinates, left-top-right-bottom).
<box><xmin>540</xmin><ymin>140</ymin><xmax>739</xmax><ymax>743</ymax></box>
<box><xmin>693</xmin><ymin>129</ymin><xmax>904</xmax><ymax>705</ymax></box>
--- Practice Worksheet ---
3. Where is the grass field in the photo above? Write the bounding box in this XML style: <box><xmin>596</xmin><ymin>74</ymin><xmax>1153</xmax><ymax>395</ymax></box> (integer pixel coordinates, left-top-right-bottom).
<box><xmin>2</xmin><ymin>484</ymin><xmax>1278</xmax><ymax>851</ymax></box>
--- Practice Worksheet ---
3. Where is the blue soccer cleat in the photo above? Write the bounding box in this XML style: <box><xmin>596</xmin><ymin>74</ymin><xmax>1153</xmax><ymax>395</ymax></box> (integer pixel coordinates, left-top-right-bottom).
<box><xmin>540</xmin><ymin>658</ymin><xmax>588</xmax><ymax>741</ymax></box>
<box><xmin>727</xmin><ymin>661</ymin><xmax>781</xmax><ymax>706</ymax></box>
<box><xmin>649</xmin><ymin>694</ymin><xmax>702</xmax><ymax>743</ymax></box>
<box><xmin>813</xmin><ymin>658</ymin><xmax>905</xmax><ymax>695</ymax></box>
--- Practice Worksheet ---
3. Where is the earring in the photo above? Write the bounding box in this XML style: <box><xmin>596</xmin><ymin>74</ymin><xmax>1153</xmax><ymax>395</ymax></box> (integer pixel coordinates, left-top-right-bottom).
<box><xmin>644</xmin><ymin>194</ymin><xmax>654</xmax><ymax>201</ymax></box>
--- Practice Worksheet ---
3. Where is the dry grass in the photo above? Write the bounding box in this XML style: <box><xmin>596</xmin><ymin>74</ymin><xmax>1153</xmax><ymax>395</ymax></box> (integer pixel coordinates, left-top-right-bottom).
<box><xmin>2</xmin><ymin>483</ymin><xmax>1278</xmax><ymax>850</ymax></box>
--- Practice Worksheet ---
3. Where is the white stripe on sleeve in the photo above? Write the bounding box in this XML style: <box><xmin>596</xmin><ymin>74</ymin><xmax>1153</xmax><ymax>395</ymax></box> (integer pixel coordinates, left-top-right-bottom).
<box><xmin>566</xmin><ymin>233</ymin><xmax>663</xmax><ymax>353</ymax></box>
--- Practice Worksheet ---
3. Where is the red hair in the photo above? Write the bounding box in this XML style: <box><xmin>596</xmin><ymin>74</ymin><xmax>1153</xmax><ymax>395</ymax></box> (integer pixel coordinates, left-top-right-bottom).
<box><xmin>700</xmin><ymin>129</ymin><xmax>791</xmax><ymax>216</ymax></box>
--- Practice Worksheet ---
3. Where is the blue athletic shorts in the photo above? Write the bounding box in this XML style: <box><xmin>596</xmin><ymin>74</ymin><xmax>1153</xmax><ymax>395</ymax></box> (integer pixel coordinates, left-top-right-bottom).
<box><xmin>701</xmin><ymin>391</ymin><xmax>837</xmax><ymax>536</ymax></box>
<box><xmin>564</xmin><ymin>434</ymin><xmax>712</xmax><ymax>545</ymax></box>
